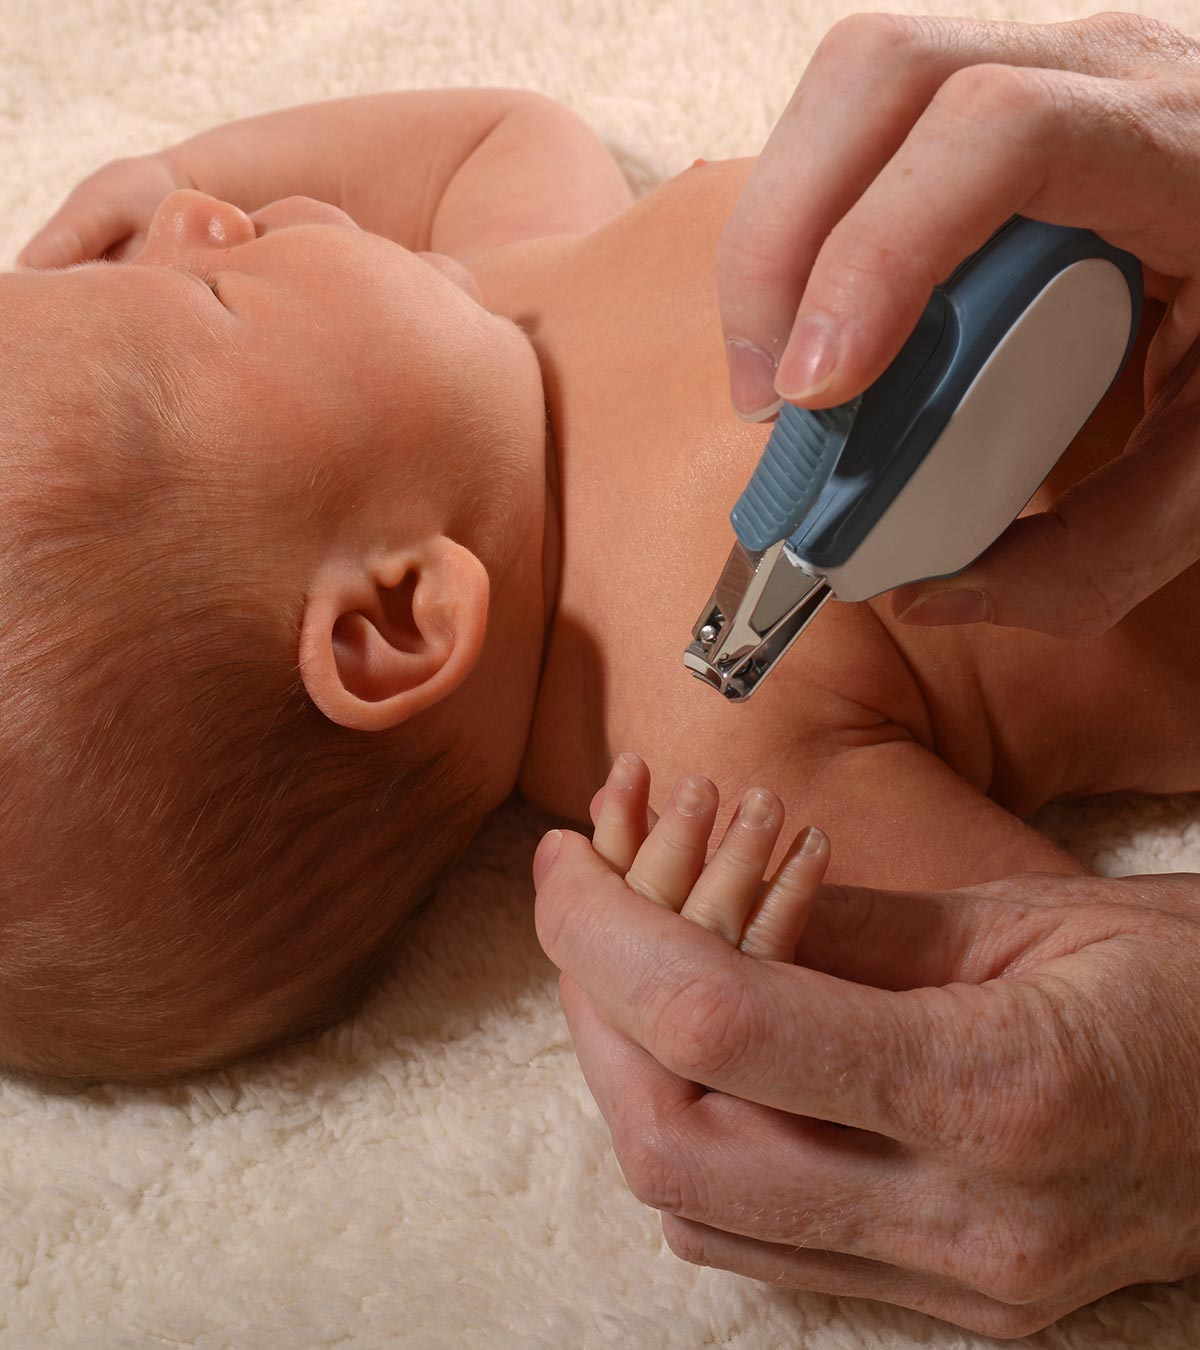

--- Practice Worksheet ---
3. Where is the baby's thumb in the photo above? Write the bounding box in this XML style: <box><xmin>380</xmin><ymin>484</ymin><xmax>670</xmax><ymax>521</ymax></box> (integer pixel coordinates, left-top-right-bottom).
<box><xmin>16</xmin><ymin>225</ymin><xmax>86</xmax><ymax>270</ymax></box>
<box><xmin>890</xmin><ymin>399</ymin><xmax>1200</xmax><ymax>638</ymax></box>
<box><xmin>17</xmin><ymin>192</ymin><xmax>137</xmax><ymax>270</ymax></box>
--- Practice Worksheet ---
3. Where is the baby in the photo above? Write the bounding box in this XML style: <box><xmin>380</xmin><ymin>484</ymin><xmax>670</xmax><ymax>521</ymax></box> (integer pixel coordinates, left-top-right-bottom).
<box><xmin>7</xmin><ymin>88</ymin><xmax>1199</xmax><ymax>1082</ymax></box>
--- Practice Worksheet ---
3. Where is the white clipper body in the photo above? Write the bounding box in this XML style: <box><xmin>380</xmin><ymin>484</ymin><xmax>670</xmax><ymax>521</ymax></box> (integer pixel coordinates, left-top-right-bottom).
<box><xmin>685</xmin><ymin>216</ymin><xmax>1144</xmax><ymax>701</ymax></box>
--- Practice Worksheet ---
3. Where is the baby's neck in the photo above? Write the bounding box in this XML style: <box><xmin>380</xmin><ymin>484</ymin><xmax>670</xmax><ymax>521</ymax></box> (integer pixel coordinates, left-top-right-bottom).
<box><xmin>514</xmin><ymin>376</ymin><xmax>611</xmax><ymax>825</ymax></box>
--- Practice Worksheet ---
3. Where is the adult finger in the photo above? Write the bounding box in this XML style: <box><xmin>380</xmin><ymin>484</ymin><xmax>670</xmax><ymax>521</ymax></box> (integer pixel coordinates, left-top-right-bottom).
<box><xmin>794</xmin><ymin>873</ymin><xmax>1077</xmax><ymax>987</ymax></box>
<box><xmin>774</xmin><ymin>62</ymin><xmax>1195</xmax><ymax>408</ymax></box>
<box><xmin>558</xmin><ymin>975</ymin><xmax>976</xmax><ymax>1272</ymax></box>
<box><xmin>716</xmin><ymin>12</ymin><xmax>1194</xmax><ymax>416</ymax></box>
<box><xmin>658</xmin><ymin>1215</ymin><xmax>1076</xmax><ymax>1340</ymax></box>
<box><xmin>560</xmin><ymin>971</ymin><xmax>1089</xmax><ymax>1318</ymax></box>
<box><xmin>534</xmin><ymin>832</ymin><xmax>980</xmax><ymax>1140</ymax></box>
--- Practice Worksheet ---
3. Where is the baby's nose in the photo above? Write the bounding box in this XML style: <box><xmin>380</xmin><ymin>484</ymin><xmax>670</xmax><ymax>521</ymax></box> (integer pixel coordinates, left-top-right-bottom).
<box><xmin>142</xmin><ymin>188</ymin><xmax>257</xmax><ymax>257</ymax></box>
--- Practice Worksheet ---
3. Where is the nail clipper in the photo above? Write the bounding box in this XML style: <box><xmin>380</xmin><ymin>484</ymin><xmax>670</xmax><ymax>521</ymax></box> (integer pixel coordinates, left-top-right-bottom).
<box><xmin>685</xmin><ymin>216</ymin><xmax>1144</xmax><ymax>700</ymax></box>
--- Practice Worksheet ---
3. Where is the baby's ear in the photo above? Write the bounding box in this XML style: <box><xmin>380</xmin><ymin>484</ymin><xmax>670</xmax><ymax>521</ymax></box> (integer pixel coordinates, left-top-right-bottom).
<box><xmin>299</xmin><ymin>537</ymin><xmax>489</xmax><ymax>731</ymax></box>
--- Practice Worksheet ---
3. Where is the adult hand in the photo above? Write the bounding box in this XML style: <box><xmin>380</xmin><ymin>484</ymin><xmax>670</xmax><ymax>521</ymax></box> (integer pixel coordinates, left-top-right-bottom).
<box><xmin>715</xmin><ymin>12</ymin><xmax>1200</xmax><ymax>637</ymax></box>
<box><xmin>15</xmin><ymin>151</ymin><xmax>193</xmax><ymax>269</ymax></box>
<box><xmin>534</xmin><ymin>771</ymin><xmax>1200</xmax><ymax>1338</ymax></box>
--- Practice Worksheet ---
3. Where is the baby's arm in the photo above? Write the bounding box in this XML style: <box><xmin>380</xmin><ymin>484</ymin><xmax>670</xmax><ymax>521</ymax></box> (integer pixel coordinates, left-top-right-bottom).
<box><xmin>166</xmin><ymin>89</ymin><xmax>632</xmax><ymax>252</ymax></box>
<box><xmin>768</xmin><ymin>732</ymin><xmax>1090</xmax><ymax>891</ymax></box>
<box><xmin>621</xmin><ymin>703</ymin><xmax>1088</xmax><ymax>899</ymax></box>
<box><xmin>17</xmin><ymin>90</ymin><xmax>632</xmax><ymax>269</ymax></box>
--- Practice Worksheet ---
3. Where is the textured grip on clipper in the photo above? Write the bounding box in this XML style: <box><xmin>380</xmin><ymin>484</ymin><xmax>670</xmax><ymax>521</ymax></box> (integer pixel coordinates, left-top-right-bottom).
<box><xmin>731</xmin><ymin>396</ymin><xmax>861</xmax><ymax>552</ymax></box>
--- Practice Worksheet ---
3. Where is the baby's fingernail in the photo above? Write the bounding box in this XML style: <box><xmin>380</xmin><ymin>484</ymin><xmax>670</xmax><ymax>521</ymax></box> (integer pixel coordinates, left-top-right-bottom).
<box><xmin>533</xmin><ymin>829</ymin><xmax>562</xmax><ymax>887</ymax></box>
<box><xmin>676</xmin><ymin>776</ymin><xmax>708</xmax><ymax>816</ymax></box>
<box><xmin>611</xmin><ymin>752</ymin><xmax>639</xmax><ymax>789</ymax></box>
<box><xmin>740</xmin><ymin>789</ymin><xmax>775</xmax><ymax>828</ymax></box>
<box><xmin>899</xmin><ymin>588</ymin><xmax>991</xmax><ymax>625</ymax></box>
<box><xmin>776</xmin><ymin>313</ymin><xmax>839</xmax><ymax>401</ymax></box>
<box><xmin>726</xmin><ymin>338</ymin><xmax>783</xmax><ymax>421</ymax></box>
<box><xmin>799</xmin><ymin>825</ymin><xmax>826</xmax><ymax>857</ymax></box>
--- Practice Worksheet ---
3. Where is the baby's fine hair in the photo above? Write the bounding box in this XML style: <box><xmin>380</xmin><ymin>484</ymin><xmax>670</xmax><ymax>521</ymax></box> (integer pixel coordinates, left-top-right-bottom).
<box><xmin>0</xmin><ymin>330</ymin><xmax>488</xmax><ymax>1083</ymax></box>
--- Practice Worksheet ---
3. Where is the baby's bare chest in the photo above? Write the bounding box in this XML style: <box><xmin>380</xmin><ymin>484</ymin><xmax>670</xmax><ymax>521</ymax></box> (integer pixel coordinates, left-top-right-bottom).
<box><xmin>476</xmin><ymin>164</ymin><xmax>977</xmax><ymax>818</ymax></box>
<box><xmin>481</xmin><ymin>163</ymin><xmax>1200</xmax><ymax>813</ymax></box>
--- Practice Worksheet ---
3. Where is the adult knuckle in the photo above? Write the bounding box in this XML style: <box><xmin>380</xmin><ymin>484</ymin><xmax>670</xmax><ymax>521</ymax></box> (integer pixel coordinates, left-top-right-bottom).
<box><xmin>661</xmin><ymin>1213</ymin><xmax>710</xmax><ymax>1267</ymax></box>
<box><xmin>816</xmin><ymin>12</ymin><xmax>926</xmax><ymax>68</ymax></box>
<box><xmin>977</xmin><ymin>985</ymin><xmax>1100</xmax><ymax>1169</ymax></box>
<box><xmin>976</xmin><ymin>1224</ymin><xmax>1070</xmax><ymax>1305</ymax></box>
<box><xmin>971</xmin><ymin>1300</ymin><xmax>1057</xmax><ymax>1339</ymax></box>
<box><xmin>1084</xmin><ymin>10</ymin><xmax>1153</xmax><ymax>43</ymax></box>
<box><xmin>1082</xmin><ymin>10</ymin><xmax>1193</xmax><ymax>65</ymax></box>
<box><xmin>825</xmin><ymin>213</ymin><xmax>921</xmax><ymax>293</ymax></box>
<box><xmin>618</xmin><ymin>1128</ymin><xmax>696</xmax><ymax>1213</ymax></box>
<box><xmin>934</xmin><ymin>61</ymin><xmax>1052</xmax><ymax>136</ymax></box>
<box><xmin>653</xmin><ymin>965</ymin><xmax>758</xmax><ymax>1082</ymax></box>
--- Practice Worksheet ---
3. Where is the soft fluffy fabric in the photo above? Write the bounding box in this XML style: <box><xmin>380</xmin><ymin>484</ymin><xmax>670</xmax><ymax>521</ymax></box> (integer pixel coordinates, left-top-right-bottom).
<box><xmin>4</xmin><ymin>0</ymin><xmax>1200</xmax><ymax>1344</ymax></box>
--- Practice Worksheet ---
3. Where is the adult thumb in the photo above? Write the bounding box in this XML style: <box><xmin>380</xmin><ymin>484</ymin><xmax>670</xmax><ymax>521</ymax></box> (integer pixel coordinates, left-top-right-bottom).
<box><xmin>890</xmin><ymin>384</ymin><xmax>1200</xmax><ymax>638</ymax></box>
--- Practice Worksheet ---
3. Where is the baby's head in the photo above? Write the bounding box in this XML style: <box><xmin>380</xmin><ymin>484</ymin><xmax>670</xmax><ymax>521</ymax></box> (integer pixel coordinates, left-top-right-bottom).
<box><xmin>0</xmin><ymin>190</ymin><xmax>553</xmax><ymax>1082</ymax></box>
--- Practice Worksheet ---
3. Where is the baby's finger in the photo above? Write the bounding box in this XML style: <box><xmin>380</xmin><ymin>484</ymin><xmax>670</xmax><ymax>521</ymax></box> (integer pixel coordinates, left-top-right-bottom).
<box><xmin>625</xmin><ymin>775</ymin><xmax>719</xmax><ymax>911</ymax></box>
<box><xmin>15</xmin><ymin>155</ymin><xmax>176</xmax><ymax>270</ymax></box>
<box><xmin>17</xmin><ymin>198</ymin><xmax>132</xmax><ymax>269</ymax></box>
<box><xmin>739</xmin><ymin>826</ymin><xmax>830</xmax><ymax>963</ymax></box>
<box><xmin>678</xmin><ymin>789</ymin><xmax>784</xmax><ymax>944</ymax></box>
<box><xmin>592</xmin><ymin>753</ymin><xmax>652</xmax><ymax>874</ymax></box>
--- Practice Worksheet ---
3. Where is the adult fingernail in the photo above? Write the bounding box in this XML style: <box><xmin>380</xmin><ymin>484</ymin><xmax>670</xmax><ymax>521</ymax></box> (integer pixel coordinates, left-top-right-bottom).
<box><xmin>776</xmin><ymin>312</ymin><xmax>839</xmax><ymax>401</ymax></box>
<box><xmin>726</xmin><ymin>338</ymin><xmax>783</xmax><ymax>421</ymax></box>
<box><xmin>533</xmin><ymin>829</ymin><xmax>562</xmax><ymax>887</ymax></box>
<box><xmin>898</xmin><ymin>588</ymin><xmax>992</xmax><ymax>625</ymax></box>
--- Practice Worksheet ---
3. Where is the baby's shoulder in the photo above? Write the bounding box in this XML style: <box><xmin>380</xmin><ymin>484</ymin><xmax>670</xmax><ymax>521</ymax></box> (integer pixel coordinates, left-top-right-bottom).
<box><xmin>431</xmin><ymin>93</ymin><xmax>637</xmax><ymax>259</ymax></box>
<box><xmin>703</xmin><ymin>595</ymin><xmax>994</xmax><ymax>798</ymax></box>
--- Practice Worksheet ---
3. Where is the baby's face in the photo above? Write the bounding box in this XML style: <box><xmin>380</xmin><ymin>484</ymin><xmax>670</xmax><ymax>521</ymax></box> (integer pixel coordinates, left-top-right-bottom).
<box><xmin>5</xmin><ymin>189</ymin><xmax>542</xmax><ymax>537</ymax></box>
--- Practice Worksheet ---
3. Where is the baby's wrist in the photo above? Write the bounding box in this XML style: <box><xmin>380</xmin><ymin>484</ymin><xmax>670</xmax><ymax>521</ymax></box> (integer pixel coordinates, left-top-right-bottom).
<box><xmin>155</xmin><ymin>102</ymin><xmax>347</xmax><ymax>219</ymax></box>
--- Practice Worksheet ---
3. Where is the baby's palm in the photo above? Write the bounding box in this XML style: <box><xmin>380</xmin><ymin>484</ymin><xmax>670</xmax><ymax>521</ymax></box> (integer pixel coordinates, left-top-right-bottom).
<box><xmin>15</xmin><ymin>152</ymin><xmax>191</xmax><ymax>269</ymax></box>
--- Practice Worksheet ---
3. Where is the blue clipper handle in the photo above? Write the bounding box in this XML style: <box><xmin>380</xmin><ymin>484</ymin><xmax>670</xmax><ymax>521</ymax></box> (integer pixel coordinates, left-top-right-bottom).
<box><xmin>729</xmin><ymin>216</ymin><xmax>1143</xmax><ymax>564</ymax></box>
<box><xmin>731</xmin><ymin>398</ymin><xmax>860</xmax><ymax>552</ymax></box>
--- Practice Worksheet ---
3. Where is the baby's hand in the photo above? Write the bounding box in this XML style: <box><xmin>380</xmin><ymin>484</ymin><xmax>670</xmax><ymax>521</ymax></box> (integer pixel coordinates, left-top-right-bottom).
<box><xmin>589</xmin><ymin>753</ymin><xmax>829</xmax><ymax>962</ymax></box>
<box><xmin>15</xmin><ymin>152</ymin><xmax>192</xmax><ymax>270</ymax></box>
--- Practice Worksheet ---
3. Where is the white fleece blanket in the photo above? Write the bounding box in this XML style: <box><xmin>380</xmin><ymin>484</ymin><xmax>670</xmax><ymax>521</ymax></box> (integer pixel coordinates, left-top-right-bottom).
<box><xmin>5</xmin><ymin>1</ymin><xmax>1200</xmax><ymax>1345</ymax></box>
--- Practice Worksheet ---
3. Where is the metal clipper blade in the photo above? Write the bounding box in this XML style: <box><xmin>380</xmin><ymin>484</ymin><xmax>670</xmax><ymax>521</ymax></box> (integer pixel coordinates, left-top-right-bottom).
<box><xmin>684</xmin><ymin>539</ymin><xmax>832</xmax><ymax>700</ymax></box>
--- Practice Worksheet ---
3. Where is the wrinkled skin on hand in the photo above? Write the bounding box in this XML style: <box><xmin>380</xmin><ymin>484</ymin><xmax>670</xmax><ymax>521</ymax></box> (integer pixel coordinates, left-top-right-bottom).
<box><xmin>716</xmin><ymin>10</ymin><xmax>1200</xmax><ymax>638</ymax></box>
<box><xmin>535</xmin><ymin>822</ymin><xmax>1200</xmax><ymax>1339</ymax></box>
